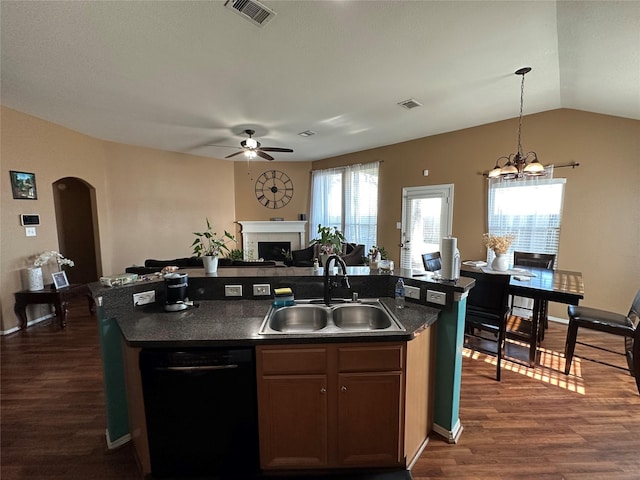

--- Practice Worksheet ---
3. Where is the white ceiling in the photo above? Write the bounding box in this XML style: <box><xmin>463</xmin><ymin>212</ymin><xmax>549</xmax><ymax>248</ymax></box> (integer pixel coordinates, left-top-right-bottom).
<box><xmin>2</xmin><ymin>1</ymin><xmax>639</xmax><ymax>162</ymax></box>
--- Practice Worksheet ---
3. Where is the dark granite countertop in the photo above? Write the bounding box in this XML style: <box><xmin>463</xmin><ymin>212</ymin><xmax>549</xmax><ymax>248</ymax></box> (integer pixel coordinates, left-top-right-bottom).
<box><xmin>117</xmin><ymin>297</ymin><xmax>439</xmax><ymax>348</ymax></box>
<box><xmin>94</xmin><ymin>266</ymin><xmax>471</xmax><ymax>349</ymax></box>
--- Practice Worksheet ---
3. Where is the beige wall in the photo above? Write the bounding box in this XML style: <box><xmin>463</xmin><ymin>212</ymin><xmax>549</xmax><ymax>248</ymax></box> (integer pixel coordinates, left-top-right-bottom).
<box><xmin>312</xmin><ymin>109</ymin><xmax>640</xmax><ymax>318</ymax></box>
<box><xmin>102</xmin><ymin>142</ymin><xmax>236</xmax><ymax>269</ymax></box>
<box><xmin>2</xmin><ymin>106</ymin><xmax>638</xmax><ymax>330</ymax></box>
<box><xmin>233</xmin><ymin>160</ymin><xmax>312</xmax><ymax>243</ymax></box>
<box><xmin>1</xmin><ymin>106</ymin><xmax>236</xmax><ymax>331</ymax></box>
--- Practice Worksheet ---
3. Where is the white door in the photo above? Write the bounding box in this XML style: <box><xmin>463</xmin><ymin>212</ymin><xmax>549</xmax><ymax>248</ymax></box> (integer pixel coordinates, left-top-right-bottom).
<box><xmin>400</xmin><ymin>184</ymin><xmax>454</xmax><ymax>271</ymax></box>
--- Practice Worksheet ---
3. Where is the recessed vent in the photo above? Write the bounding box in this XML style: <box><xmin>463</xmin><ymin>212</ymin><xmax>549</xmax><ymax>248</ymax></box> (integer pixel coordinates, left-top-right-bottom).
<box><xmin>224</xmin><ymin>0</ymin><xmax>276</xmax><ymax>27</ymax></box>
<box><xmin>397</xmin><ymin>98</ymin><xmax>423</xmax><ymax>110</ymax></box>
<box><xmin>298</xmin><ymin>130</ymin><xmax>316</xmax><ymax>137</ymax></box>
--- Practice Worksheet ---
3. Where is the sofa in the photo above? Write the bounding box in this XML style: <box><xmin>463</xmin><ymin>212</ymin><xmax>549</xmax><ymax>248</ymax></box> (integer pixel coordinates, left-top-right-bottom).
<box><xmin>125</xmin><ymin>257</ymin><xmax>277</xmax><ymax>275</ymax></box>
<box><xmin>291</xmin><ymin>243</ymin><xmax>366</xmax><ymax>267</ymax></box>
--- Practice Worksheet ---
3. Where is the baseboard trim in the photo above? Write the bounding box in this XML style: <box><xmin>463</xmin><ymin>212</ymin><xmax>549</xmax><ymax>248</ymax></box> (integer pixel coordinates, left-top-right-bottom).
<box><xmin>1</xmin><ymin>313</ymin><xmax>55</xmax><ymax>335</ymax></box>
<box><xmin>406</xmin><ymin>436</ymin><xmax>430</xmax><ymax>470</ymax></box>
<box><xmin>548</xmin><ymin>315</ymin><xmax>568</xmax><ymax>325</ymax></box>
<box><xmin>105</xmin><ymin>429</ymin><xmax>131</xmax><ymax>450</ymax></box>
<box><xmin>432</xmin><ymin>419</ymin><xmax>463</xmax><ymax>444</ymax></box>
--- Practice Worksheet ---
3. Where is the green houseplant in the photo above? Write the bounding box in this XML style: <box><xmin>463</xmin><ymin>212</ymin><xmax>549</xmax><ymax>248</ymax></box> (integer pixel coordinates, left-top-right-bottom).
<box><xmin>310</xmin><ymin>224</ymin><xmax>346</xmax><ymax>267</ymax></box>
<box><xmin>311</xmin><ymin>224</ymin><xmax>346</xmax><ymax>256</ymax></box>
<box><xmin>227</xmin><ymin>248</ymin><xmax>244</xmax><ymax>261</ymax></box>
<box><xmin>191</xmin><ymin>218</ymin><xmax>236</xmax><ymax>273</ymax></box>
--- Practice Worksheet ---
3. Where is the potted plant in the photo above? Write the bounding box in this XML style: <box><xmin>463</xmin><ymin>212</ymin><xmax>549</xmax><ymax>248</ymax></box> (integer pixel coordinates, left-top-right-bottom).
<box><xmin>281</xmin><ymin>248</ymin><xmax>293</xmax><ymax>266</ymax></box>
<box><xmin>29</xmin><ymin>251</ymin><xmax>75</xmax><ymax>291</ymax></box>
<box><xmin>367</xmin><ymin>245</ymin><xmax>387</xmax><ymax>269</ymax></box>
<box><xmin>227</xmin><ymin>248</ymin><xmax>244</xmax><ymax>261</ymax></box>
<box><xmin>310</xmin><ymin>224</ymin><xmax>346</xmax><ymax>266</ymax></box>
<box><xmin>191</xmin><ymin>218</ymin><xmax>236</xmax><ymax>273</ymax></box>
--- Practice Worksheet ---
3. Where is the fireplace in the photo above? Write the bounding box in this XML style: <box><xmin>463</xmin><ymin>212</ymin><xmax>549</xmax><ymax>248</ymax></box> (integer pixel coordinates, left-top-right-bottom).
<box><xmin>238</xmin><ymin>221</ymin><xmax>307</xmax><ymax>260</ymax></box>
<box><xmin>258</xmin><ymin>241</ymin><xmax>291</xmax><ymax>261</ymax></box>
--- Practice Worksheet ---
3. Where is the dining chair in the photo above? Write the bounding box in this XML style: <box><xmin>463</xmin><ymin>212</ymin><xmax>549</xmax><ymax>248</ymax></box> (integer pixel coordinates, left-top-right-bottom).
<box><xmin>564</xmin><ymin>288</ymin><xmax>640</xmax><ymax>394</ymax></box>
<box><xmin>512</xmin><ymin>251</ymin><xmax>556</xmax><ymax>337</ymax></box>
<box><xmin>463</xmin><ymin>270</ymin><xmax>512</xmax><ymax>381</ymax></box>
<box><xmin>422</xmin><ymin>251</ymin><xmax>442</xmax><ymax>272</ymax></box>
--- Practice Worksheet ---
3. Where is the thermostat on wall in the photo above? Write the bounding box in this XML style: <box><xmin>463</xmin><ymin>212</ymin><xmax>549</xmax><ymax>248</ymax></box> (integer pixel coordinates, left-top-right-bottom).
<box><xmin>20</xmin><ymin>214</ymin><xmax>40</xmax><ymax>226</ymax></box>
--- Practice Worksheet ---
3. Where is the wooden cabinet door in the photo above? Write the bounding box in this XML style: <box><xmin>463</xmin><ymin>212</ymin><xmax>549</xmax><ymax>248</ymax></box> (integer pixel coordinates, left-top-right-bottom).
<box><xmin>336</xmin><ymin>372</ymin><xmax>403</xmax><ymax>467</ymax></box>
<box><xmin>258</xmin><ymin>375</ymin><xmax>329</xmax><ymax>469</ymax></box>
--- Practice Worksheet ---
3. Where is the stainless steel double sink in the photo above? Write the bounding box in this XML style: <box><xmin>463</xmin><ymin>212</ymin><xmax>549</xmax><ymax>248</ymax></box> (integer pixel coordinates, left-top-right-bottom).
<box><xmin>258</xmin><ymin>299</ymin><xmax>405</xmax><ymax>335</ymax></box>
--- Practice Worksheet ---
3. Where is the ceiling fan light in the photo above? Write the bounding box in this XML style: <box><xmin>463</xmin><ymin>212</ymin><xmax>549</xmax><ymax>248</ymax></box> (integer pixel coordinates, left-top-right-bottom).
<box><xmin>245</xmin><ymin>137</ymin><xmax>258</xmax><ymax>149</ymax></box>
<box><xmin>245</xmin><ymin>150</ymin><xmax>257</xmax><ymax>159</ymax></box>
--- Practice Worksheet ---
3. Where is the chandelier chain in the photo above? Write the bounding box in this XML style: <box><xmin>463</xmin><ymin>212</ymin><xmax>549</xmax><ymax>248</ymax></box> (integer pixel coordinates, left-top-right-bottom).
<box><xmin>517</xmin><ymin>71</ymin><xmax>526</xmax><ymax>157</ymax></box>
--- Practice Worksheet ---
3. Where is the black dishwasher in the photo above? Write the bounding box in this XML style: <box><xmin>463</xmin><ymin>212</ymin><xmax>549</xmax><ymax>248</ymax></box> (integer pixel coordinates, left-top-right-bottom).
<box><xmin>139</xmin><ymin>348</ymin><xmax>259</xmax><ymax>479</ymax></box>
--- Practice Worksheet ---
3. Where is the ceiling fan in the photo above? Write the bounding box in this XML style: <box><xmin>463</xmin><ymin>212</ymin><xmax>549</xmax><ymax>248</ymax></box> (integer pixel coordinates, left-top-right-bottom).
<box><xmin>207</xmin><ymin>129</ymin><xmax>294</xmax><ymax>161</ymax></box>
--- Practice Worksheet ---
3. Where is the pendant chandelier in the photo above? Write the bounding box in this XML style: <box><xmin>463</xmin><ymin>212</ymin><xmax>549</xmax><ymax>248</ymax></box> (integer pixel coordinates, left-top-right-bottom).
<box><xmin>488</xmin><ymin>67</ymin><xmax>546</xmax><ymax>179</ymax></box>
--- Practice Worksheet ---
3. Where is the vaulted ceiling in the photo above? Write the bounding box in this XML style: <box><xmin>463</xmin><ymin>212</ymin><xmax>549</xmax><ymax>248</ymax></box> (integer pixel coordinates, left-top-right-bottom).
<box><xmin>2</xmin><ymin>1</ymin><xmax>639</xmax><ymax>162</ymax></box>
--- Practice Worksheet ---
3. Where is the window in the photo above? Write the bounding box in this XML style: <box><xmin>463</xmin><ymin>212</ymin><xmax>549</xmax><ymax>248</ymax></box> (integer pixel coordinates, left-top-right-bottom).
<box><xmin>310</xmin><ymin>162</ymin><xmax>379</xmax><ymax>250</ymax></box>
<box><xmin>487</xmin><ymin>176</ymin><xmax>566</xmax><ymax>266</ymax></box>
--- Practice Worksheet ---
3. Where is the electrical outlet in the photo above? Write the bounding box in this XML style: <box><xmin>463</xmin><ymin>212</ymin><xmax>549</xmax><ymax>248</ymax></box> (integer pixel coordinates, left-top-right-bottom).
<box><xmin>253</xmin><ymin>284</ymin><xmax>271</xmax><ymax>296</ymax></box>
<box><xmin>133</xmin><ymin>290</ymin><xmax>156</xmax><ymax>306</ymax></box>
<box><xmin>426</xmin><ymin>290</ymin><xmax>446</xmax><ymax>305</ymax></box>
<box><xmin>405</xmin><ymin>285</ymin><xmax>420</xmax><ymax>300</ymax></box>
<box><xmin>225</xmin><ymin>285</ymin><xmax>243</xmax><ymax>297</ymax></box>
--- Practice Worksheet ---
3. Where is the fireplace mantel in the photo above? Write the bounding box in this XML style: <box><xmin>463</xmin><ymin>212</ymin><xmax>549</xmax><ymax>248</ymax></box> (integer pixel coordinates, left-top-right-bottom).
<box><xmin>238</xmin><ymin>221</ymin><xmax>307</xmax><ymax>260</ymax></box>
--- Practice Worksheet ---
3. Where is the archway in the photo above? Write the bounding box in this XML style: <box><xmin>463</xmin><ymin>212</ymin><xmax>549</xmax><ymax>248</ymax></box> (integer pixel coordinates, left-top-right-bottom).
<box><xmin>52</xmin><ymin>177</ymin><xmax>101</xmax><ymax>284</ymax></box>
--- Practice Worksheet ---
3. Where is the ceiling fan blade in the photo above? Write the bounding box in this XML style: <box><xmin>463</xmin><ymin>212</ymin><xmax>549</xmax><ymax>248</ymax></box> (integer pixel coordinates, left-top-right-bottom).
<box><xmin>257</xmin><ymin>151</ymin><xmax>275</xmax><ymax>161</ymax></box>
<box><xmin>225</xmin><ymin>151</ymin><xmax>246</xmax><ymax>159</ymax></box>
<box><xmin>260</xmin><ymin>147</ymin><xmax>294</xmax><ymax>153</ymax></box>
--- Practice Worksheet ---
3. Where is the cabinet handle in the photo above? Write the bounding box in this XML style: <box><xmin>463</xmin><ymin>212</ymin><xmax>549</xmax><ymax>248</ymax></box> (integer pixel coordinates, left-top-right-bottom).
<box><xmin>341</xmin><ymin>386</ymin><xmax>347</xmax><ymax>392</ymax></box>
<box><xmin>320</xmin><ymin>387</ymin><xmax>326</xmax><ymax>394</ymax></box>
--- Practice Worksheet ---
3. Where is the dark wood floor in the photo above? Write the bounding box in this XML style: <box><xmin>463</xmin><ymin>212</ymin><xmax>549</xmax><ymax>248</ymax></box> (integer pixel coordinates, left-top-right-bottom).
<box><xmin>2</xmin><ymin>301</ymin><xmax>639</xmax><ymax>480</ymax></box>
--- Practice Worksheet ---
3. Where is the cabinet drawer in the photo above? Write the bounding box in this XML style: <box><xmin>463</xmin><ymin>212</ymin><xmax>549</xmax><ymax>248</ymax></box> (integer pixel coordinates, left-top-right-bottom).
<box><xmin>337</xmin><ymin>343</ymin><xmax>404</xmax><ymax>372</ymax></box>
<box><xmin>258</xmin><ymin>346</ymin><xmax>328</xmax><ymax>375</ymax></box>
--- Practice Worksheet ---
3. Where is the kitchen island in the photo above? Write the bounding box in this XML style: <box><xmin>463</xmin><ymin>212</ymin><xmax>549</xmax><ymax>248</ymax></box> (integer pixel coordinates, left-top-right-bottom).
<box><xmin>91</xmin><ymin>266</ymin><xmax>474</xmax><ymax>477</ymax></box>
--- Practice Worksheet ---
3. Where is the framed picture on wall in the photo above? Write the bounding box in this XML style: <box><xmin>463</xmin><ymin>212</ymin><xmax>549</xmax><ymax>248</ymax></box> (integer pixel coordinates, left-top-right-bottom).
<box><xmin>52</xmin><ymin>271</ymin><xmax>70</xmax><ymax>290</ymax></box>
<box><xmin>9</xmin><ymin>171</ymin><xmax>38</xmax><ymax>200</ymax></box>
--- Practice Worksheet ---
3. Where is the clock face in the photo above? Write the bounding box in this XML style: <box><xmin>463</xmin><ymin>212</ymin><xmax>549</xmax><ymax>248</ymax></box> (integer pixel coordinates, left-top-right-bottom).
<box><xmin>255</xmin><ymin>170</ymin><xmax>294</xmax><ymax>209</ymax></box>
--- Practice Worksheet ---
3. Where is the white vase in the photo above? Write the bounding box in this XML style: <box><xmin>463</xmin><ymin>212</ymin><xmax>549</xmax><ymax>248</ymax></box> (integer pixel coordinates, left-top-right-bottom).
<box><xmin>202</xmin><ymin>255</ymin><xmax>219</xmax><ymax>274</ymax></box>
<box><xmin>28</xmin><ymin>266</ymin><xmax>44</xmax><ymax>291</ymax></box>
<box><xmin>492</xmin><ymin>253</ymin><xmax>509</xmax><ymax>272</ymax></box>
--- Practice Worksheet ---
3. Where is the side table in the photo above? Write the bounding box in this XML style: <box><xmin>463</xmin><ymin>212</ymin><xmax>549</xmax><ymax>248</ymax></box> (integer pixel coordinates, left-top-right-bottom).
<box><xmin>14</xmin><ymin>284</ymin><xmax>95</xmax><ymax>330</ymax></box>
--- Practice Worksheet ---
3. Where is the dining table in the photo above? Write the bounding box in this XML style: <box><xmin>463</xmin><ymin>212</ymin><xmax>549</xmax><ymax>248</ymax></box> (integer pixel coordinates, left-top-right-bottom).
<box><xmin>460</xmin><ymin>264</ymin><xmax>585</xmax><ymax>366</ymax></box>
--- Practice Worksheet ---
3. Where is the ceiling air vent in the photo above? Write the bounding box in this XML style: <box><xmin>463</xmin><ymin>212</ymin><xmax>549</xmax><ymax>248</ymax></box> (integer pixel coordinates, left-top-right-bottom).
<box><xmin>224</xmin><ymin>0</ymin><xmax>276</xmax><ymax>27</ymax></box>
<box><xmin>397</xmin><ymin>98</ymin><xmax>423</xmax><ymax>110</ymax></box>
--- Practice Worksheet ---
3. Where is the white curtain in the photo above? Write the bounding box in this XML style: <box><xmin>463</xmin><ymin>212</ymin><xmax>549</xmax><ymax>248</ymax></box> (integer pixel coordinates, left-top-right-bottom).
<box><xmin>310</xmin><ymin>162</ymin><xmax>379</xmax><ymax>250</ymax></box>
<box><xmin>310</xmin><ymin>167</ymin><xmax>343</xmax><ymax>241</ymax></box>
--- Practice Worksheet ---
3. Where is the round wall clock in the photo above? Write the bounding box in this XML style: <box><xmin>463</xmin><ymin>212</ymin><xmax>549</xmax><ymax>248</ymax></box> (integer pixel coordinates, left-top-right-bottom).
<box><xmin>255</xmin><ymin>170</ymin><xmax>294</xmax><ymax>209</ymax></box>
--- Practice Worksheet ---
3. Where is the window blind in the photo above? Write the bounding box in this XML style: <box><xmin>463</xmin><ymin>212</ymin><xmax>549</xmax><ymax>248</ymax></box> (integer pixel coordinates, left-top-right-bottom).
<box><xmin>487</xmin><ymin>176</ymin><xmax>566</xmax><ymax>267</ymax></box>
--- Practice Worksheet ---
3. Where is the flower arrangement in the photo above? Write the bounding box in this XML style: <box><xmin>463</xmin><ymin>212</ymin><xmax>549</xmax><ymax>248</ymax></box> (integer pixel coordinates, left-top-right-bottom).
<box><xmin>33</xmin><ymin>251</ymin><xmax>75</xmax><ymax>268</ymax></box>
<box><xmin>311</xmin><ymin>225</ymin><xmax>345</xmax><ymax>255</ymax></box>
<box><xmin>482</xmin><ymin>233</ymin><xmax>516</xmax><ymax>254</ymax></box>
<box><xmin>191</xmin><ymin>218</ymin><xmax>236</xmax><ymax>257</ymax></box>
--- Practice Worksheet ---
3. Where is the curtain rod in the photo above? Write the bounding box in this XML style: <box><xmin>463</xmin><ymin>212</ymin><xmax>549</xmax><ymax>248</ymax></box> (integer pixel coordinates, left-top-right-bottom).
<box><xmin>310</xmin><ymin>159</ymin><xmax>383</xmax><ymax>173</ymax></box>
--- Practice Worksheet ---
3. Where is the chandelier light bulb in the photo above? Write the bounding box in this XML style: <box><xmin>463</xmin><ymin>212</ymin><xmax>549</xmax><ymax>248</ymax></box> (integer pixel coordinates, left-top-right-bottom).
<box><xmin>245</xmin><ymin>150</ymin><xmax>257</xmax><ymax>159</ymax></box>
